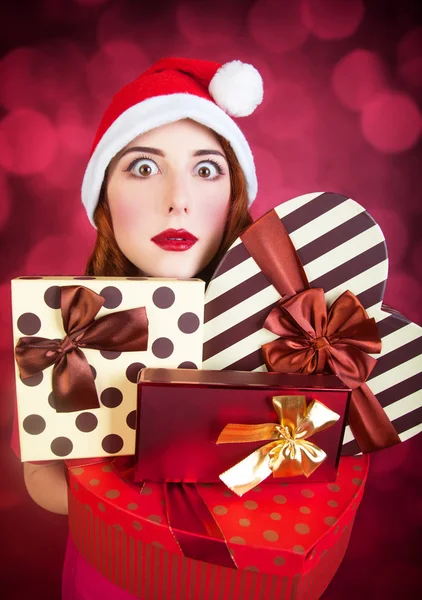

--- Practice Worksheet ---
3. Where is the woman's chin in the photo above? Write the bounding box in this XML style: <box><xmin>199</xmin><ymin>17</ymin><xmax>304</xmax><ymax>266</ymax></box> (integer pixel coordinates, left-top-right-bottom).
<box><xmin>135</xmin><ymin>259</ymin><xmax>203</xmax><ymax>279</ymax></box>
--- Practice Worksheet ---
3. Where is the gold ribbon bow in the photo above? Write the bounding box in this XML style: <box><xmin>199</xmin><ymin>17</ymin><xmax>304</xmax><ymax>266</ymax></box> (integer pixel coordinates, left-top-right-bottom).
<box><xmin>216</xmin><ymin>396</ymin><xmax>340</xmax><ymax>496</ymax></box>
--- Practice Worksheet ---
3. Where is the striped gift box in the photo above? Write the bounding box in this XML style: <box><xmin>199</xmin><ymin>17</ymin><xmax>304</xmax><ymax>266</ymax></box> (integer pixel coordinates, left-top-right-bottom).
<box><xmin>203</xmin><ymin>192</ymin><xmax>422</xmax><ymax>455</ymax></box>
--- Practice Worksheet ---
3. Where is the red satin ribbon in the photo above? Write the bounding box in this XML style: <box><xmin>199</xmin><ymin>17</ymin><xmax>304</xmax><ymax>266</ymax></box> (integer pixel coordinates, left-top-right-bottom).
<box><xmin>165</xmin><ymin>483</ymin><xmax>236</xmax><ymax>568</ymax></box>
<box><xmin>241</xmin><ymin>210</ymin><xmax>400</xmax><ymax>453</ymax></box>
<box><xmin>15</xmin><ymin>286</ymin><xmax>149</xmax><ymax>412</ymax></box>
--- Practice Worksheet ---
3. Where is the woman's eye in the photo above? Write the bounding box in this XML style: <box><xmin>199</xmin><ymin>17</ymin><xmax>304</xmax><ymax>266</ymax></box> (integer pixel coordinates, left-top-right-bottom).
<box><xmin>128</xmin><ymin>158</ymin><xmax>159</xmax><ymax>178</ymax></box>
<box><xmin>194</xmin><ymin>160</ymin><xmax>224</xmax><ymax>180</ymax></box>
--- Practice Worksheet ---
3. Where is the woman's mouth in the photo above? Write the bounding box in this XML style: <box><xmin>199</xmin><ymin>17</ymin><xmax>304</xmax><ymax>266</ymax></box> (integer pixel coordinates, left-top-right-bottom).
<box><xmin>151</xmin><ymin>229</ymin><xmax>198</xmax><ymax>252</ymax></box>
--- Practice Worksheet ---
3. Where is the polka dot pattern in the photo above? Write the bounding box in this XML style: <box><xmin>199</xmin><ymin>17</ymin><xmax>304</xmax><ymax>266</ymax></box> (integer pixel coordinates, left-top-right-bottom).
<box><xmin>177</xmin><ymin>312</ymin><xmax>200</xmax><ymax>334</ymax></box>
<box><xmin>44</xmin><ymin>286</ymin><xmax>61</xmax><ymax>309</ymax></box>
<box><xmin>105</xmin><ymin>489</ymin><xmax>120</xmax><ymax>499</ymax></box>
<box><xmin>20</xmin><ymin>372</ymin><xmax>43</xmax><ymax>387</ymax></box>
<box><xmin>13</xmin><ymin>278</ymin><xmax>205</xmax><ymax>460</ymax></box>
<box><xmin>213</xmin><ymin>505</ymin><xmax>228</xmax><ymax>515</ymax></box>
<box><xmin>126</xmin><ymin>410</ymin><xmax>136</xmax><ymax>430</ymax></box>
<box><xmin>51</xmin><ymin>436</ymin><xmax>73</xmax><ymax>456</ymax></box>
<box><xmin>100</xmin><ymin>350</ymin><xmax>121</xmax><ymax>360</ymax></box>
<box><xmin>263</xmin><ymin>530</ymin><xmax>279</xmax><ymax>542</ymax></box>
<box><xmin>75</xmin><ymin>412</ymin><xmax>98</xmax><ymax>432</ymax></box>
<box><xmin>151</xmin><ymin>337</ymin><xmax>174</xmax><ymax>359</ymax></box>
<box><xmin>17</xmin><ymin>313</ymin><xmax>41</xmax><ymax>335</ymax></box>
<box><xmin>68</xmin><ymin>455</ymin><xmax>370</xmax><ymax>583</ymax></box>
<box><xmin>229</xmin><ymin>536</ymin><xmax>246</xmax><ymax>545</ymax></box>
<box><xmin>295</xmin><ymin>523</ymin><xmax>311</xmax><ymax>535</ymax></box>
<box><xmin>126</xmin><ymin>362</ymin><xmax>146</xmax><ymax>383</ymax></box>
<box><xmin>152</xmin><ymin>287</ymin><xmax>175</xmax><ymax>309</ymax></box>
<box><xmin>100</xmin><ymin>388</ymin><xmax>123</xmax><ymax>408</ymax></box>
<box><xmin>102</xmin><ymin>434</ymin><xmax>124</xmax><ymax>454</ymax></box>
<box><xmin>100</xmin><ymin>286</ymin><xmax>122</xmax><ymax>308</ymax></box>
<box><xmin>22</xmin><ymin>414</ymin><xmax>46</xmax><ymax>435</ymax></box>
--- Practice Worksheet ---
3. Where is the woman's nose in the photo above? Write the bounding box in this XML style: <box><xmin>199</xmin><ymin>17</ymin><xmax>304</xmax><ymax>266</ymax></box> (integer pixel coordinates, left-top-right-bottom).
<box><xmin>165</xmin><ymin>172</ymin><xmax>191</xmax><ymax>215</ymax></box>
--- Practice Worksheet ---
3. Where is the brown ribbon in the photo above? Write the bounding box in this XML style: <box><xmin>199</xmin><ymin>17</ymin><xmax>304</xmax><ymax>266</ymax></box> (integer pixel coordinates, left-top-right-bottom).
<box><xmin>15</xmin><ymin>286</ymin><xmax>149</xmax><ymax>412</ymax></box>
<box><xmin>241</xmin><ymin>210</ymin><xmax>401</xmax><ymax>453</ymax></box>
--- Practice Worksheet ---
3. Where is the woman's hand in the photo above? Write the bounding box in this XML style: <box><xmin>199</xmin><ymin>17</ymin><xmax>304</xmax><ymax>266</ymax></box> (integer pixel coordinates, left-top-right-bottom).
<box><xmin>23</xmin><ymin>461</ymin><xmax>68</xmax><ymax>515</ymax></box>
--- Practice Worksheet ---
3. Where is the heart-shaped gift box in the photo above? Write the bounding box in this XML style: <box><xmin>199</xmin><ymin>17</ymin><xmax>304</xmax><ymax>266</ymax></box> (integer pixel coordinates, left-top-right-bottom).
<box><xmin>203</xmin><ymin>192</ymin><xmax>422</xmax><ymax>456</ymax></box>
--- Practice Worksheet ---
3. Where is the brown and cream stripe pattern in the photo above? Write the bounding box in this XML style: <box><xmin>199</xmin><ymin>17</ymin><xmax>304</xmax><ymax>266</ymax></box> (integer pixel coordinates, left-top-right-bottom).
<box><xmin>203</xmin><ymin>192</ymin><xmax>422</xmax><ymax>455</ymax></box>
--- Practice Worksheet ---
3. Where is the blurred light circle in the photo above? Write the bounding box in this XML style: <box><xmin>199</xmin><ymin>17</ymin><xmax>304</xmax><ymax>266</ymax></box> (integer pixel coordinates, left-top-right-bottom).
<box><xmin>0</xmin><ymin>47</ymin><xmax>47</xmax><ymax>110</ymax></box>
<box><xmin>370</xmin><ymin>441</ymin><xmax>412</xmax><ymax>476</ymax></box>
<box><xmin>86</xmin><ymin>41</ymin><xmax>150</xmax><ymax>102</ymax></box>
<box><xmin>399</xmin><ymin>57</ymin><xmax>422</xmax><ymax>88</ymax></box>
<box><xmin>0</xmin><ymin>42</ymin><xmax>85</xmax><ymax>112</ymax></box>
<box><xmin>385</xmin><ymin>272</ymin><xmax>422</xmax><ymax>325</ymax></box>
<box><xmin>176</xmin><ymin>1</ymin><xmax>243</xmax><ymax>46</ymax></box>
<box><xmin>301</xmin><ymin>0</ymin><xmax>365</xmax><ymax>40</ymax></box>
<box><xmin>0</xmin><ymin>110</ymin><xmax>58</xmax><ymax>175</ymax></box>
<box><xmin>57</xmin><ymin>103</ymin><xmax>93</xmax><ymax>156</ymax></box>
<box><xmin>0</xmin><ymin>282</ymin><xmax>13</xmax><ymax>351</ymax></box>
<box><xmin>34</xmin><ymin>40</ymin><xmax>86</xmax><ymax>107</ymax></box>
<box><xmin>397</xmin><ymin>26</ymin><xmax>422</xmax><ymax>62</ymax></box>
<box><xmin>39</xmin><ymin>147</ymin><xmax>84</xmax><ymax>192</ymax></box>
<box><xmin>411</xmin><ymin>238</ymin><xmax>422</xmax><ymax>280</ymax></box>
<box><xmin>257</xmin><ymin>81</ymin><xmax>316</xmax><ymax>140</ymax></box>
<box><xmin>0</xmin><ymin>171</ymin><xmax>11</xmax><ymax>231</ymax></box>
<box><xmin>332</xmin><ymin>50</ymin><xmax>386</xmax><ymax>111</ymax></box>
<box><xmin>97</xmin><ymin>3</ymin><xmax>155</xmax><ymax>47</ymax></box>
<box><xmin>252</xmin><ymin>145</ymin><xmax>284</xmax><ymax>215</ymax></box>
<box><xmin>25</xmin><ymin>234</ymin><xmax>88</xmax><ymax>275</ymax></box>
<box><xmin>248</xmin><ymin>0</ymin><xmax>309</xmax><ymax>53</ymax></box>
<box><xmin>397</xmin><ymin>28</ymin><xmax>422</xmax><ymax>88</ymax></box>
<box><xmin>74</xmin><ymin>0</ymin><xmax>110</xmax><ymax>6</ymax></box>
<box><xmin>361</xmin><ymin>92</ymin><xmax>421</xmax><ymax>153</ymax></box>
<box><xmin>372</xmin><ymin>564</ymin><xmax>421</xmax><ymax>600</ymax></box>
<box><xmin>370</xmin><ymin>209</ymin><xmax>408</xmax><ymax>267</ymax></box>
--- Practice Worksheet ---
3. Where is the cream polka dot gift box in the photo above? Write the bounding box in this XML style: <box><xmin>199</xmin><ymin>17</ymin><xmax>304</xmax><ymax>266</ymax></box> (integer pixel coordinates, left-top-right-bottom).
<box><xmin>11</xmin><ymin>276</ymin><xmax>204</xmax><ymax>462</ymax></box>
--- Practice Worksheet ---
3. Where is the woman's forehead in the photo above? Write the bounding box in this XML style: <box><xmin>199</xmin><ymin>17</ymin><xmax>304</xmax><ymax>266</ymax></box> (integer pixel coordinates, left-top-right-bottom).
<box><xmin>126</xmin><ymin>119</ymin><xmax>224</xmax><ymax>152</ymax></box>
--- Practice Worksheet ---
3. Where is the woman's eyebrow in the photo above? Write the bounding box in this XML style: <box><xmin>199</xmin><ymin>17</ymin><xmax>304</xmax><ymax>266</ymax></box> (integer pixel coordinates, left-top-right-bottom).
<box><xmin>119</xmin><ymin>146</ymin><xmax>165</xmax><ymax>159</ymax></box>
<box><xmin>193</xmin><ymin>149</ymin><xmax>227</xmax><ymax>160</ymax></box>
<box><xmin>119</xmin><ymin>146</ymin><xmax>227</xmax><ymax>160</ymax></box>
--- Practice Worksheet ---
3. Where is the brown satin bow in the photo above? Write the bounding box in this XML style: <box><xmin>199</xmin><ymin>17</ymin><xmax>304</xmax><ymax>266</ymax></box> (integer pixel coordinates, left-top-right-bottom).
<box><xmin>262</xmin><ymin>288</ymin><xmax>381</xmax><ymax>390</ymax></box>
<box><xmin>241</xmin><ymin>209</ymin><xmax>401</xmax><ymax>453</ymax></box>
<box><xmin>15</xmin><ymin>286</ymin><xmax>149</xmax><ymax>412</ymax></box>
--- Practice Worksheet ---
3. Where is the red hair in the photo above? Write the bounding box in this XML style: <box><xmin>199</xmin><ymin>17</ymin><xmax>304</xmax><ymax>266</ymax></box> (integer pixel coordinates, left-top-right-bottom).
<box><xmin>85</xmin><ymin>133</ymin><xmax>252</xmax><ymax>280</ymax></box>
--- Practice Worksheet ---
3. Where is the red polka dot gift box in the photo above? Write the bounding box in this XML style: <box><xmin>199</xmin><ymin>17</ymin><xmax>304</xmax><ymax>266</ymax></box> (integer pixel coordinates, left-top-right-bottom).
<box><xmin>11</xmin><ymin>277</ymin><xmax>204</xmax><ymax>462</ymax></box>
<box><xmin>203</xmin><ymin>192</ymin><xmax>422</xmax><ymax>456</ymax></box>
<box><xmin>67</xmin><ymin>453</ymin><xmax>369</xmax><ymax>600</ymax></box>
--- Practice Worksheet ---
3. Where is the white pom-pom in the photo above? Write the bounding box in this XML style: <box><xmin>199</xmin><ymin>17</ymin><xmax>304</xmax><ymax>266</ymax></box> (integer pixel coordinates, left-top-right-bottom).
<box><xmin>208</xmin><ymin>60</ymin><xmax>263</xmax><ymax>117</ymax></box>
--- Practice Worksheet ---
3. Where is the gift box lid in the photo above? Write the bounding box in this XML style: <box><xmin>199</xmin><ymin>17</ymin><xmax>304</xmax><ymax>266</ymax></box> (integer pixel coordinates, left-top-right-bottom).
<box><xmin>136</xmin><ymin>368</ymin><xmax>351</xmax><ymax>486</ymax></box>
<box><xmin>138</xmin><ymin>367</ymin><xmax>351</xmax><ymax>391</ymax></box>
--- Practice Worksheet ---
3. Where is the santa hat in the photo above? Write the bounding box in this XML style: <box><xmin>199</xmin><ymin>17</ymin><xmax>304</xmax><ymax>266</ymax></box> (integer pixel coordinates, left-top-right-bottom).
<box><xmin>81</xmin><ymin>57</ymin><xmax>263</xmax><ymax>226</ymax></box>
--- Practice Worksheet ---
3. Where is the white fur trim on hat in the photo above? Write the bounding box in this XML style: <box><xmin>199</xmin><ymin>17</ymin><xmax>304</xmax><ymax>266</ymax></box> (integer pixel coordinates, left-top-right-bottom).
<box><xmin>82</xmin><ymin>94</ymin><xmax>258</xmax><ymax>227</ymax></box>
<box><xmin>209</xmin><ymin>61</ymin><xmax>264</xmax><ymax>117</ymax></box>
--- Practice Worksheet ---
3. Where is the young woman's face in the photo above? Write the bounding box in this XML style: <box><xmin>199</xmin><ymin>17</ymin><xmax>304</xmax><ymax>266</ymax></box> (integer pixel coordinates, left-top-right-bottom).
<box><xmin>106</xmin><ymin>119</ymin><xmax>231</xmax><ymax>278</ymax></box>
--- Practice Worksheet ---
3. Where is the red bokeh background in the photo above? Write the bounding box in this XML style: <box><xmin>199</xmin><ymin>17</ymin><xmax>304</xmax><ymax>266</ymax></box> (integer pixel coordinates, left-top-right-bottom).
<box><xmin>0</xmin><ymin>1</ymin><xmax>421</xmax><ymax>598</ymax></box>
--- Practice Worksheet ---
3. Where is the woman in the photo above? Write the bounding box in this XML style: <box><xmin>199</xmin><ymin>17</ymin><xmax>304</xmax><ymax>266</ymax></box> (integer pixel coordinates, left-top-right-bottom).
<box><xmin>21</xmin><ymin>56</ymin><xmax>263</xmax><ymax>598</ymax></box>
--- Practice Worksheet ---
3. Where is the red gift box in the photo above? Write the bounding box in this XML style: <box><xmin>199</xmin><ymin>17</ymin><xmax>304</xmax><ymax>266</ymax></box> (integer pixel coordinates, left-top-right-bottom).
<box><xmin>67</xmin><ymin>454</ymin><xmax>369</xmax><ymax>600</ymax></box>
<box><xmin>135</xmin><ymin>368</ymin><xmax>351</xmax><ymax>487</ymax></box>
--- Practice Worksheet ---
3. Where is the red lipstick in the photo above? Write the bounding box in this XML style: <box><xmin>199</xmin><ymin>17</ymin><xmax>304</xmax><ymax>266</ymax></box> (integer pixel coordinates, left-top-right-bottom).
<box><xmin>151</xmin><ymin>229</ymin><xmax>198</xmax><ymax>252</ymax></box>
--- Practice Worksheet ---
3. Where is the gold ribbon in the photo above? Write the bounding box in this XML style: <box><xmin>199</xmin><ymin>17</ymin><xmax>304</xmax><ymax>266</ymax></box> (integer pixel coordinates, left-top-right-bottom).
<box><xmin>216</xmin><ymin>396</ymin><xmax>340</xmax><ymax>496</ymax></box>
